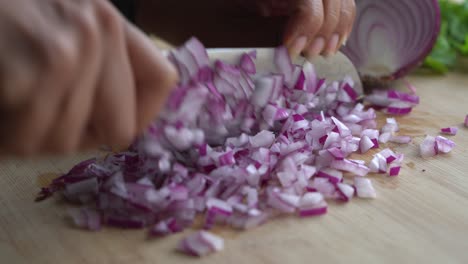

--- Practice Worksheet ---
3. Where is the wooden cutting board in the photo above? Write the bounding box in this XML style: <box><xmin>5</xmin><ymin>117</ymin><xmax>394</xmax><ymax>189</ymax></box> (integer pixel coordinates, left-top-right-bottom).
<box><xmin>1</xmin><ymin>69</ymin><xmax>468</xmax><ymax>263</ymax></box>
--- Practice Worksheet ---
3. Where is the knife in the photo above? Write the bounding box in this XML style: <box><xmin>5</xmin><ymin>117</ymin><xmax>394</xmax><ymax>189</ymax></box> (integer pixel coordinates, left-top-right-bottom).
<box><xmin>206</xmin><ymin>48</ymin><xmax>362</xmax><ymax>95</ymax></box>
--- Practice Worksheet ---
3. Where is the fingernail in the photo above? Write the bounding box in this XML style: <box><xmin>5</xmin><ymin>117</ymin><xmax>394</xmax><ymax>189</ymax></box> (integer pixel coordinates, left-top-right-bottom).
<box><xmin>341</xmin><ymin>35</ymin><xmax>348</xmax><ymax>47</ymax></box>
<box><xmin>290</xmin><ymin>36</ymin><xmax>308</xmax><ymax>58</ymax></box>
<box><xmin>336</xmin><ymin>34</ymin><xmax>349</xmax><ymax>53</ymax></box>
<box><xmin>307</xmin><ymin>37</ymin><xmax>325</xmax><ymax>57</ymax></box>
<box><xmin>325</xmin><ymin>34</ymin><xmax>340</xmax><ymax>56</ymax></box>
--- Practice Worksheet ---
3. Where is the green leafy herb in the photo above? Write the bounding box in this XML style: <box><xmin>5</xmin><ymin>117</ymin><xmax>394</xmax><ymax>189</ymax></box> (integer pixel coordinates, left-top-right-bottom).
<box><xmin>423</xmin><ymin>0</ymin><xmax>468</xmax><ymax>73</ymax></box>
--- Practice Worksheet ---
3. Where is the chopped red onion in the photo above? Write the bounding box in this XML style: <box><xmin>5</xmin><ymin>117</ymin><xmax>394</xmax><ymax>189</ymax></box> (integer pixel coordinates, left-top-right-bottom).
<box><xmin>435</xmin><ymin>136</ymin><xmax>455</xmax><ymax>154</ymax></box>
<box><xmin>382</xmin><ymin>118</ymin><xmax>399</xmax><ymax>133</ymax></box>
<box><xmin>368</xmin><ymin>148</ymin><xmax>404</xmax><ymax>177</ymax></box>
<box><xmin>389</xmin><ymin>135</ymin><xmax>412</xmax><ymax>144</ymax></box>
<box><xmin>359</xmin><ymin>135</ymin><xmax>374</xmax><ymax>154</ymax></box>
<box><xmin>316</xmin><ymin>168</ymin><xmax>343</xmax><ymax>184</ymax></box>
<box><xmin>330</xmin><ymin>159</ymin><xmax>369</xmax><ymax>177</ymax></box>
<box><xmin>420</xmin><ymin>135</ymin><xmax>455</xmax><ymax>158</ymax></box>
<box><xmin>440</xmin><ymin>127</ymin><xmax>458</xmax><ymax>135</ymax></box>
<box><xmin>178</xmin><ymin>231</ymin><xmax>224</xmax><ymax>257</ymax></box>
<box><xmin>336</xmin><ymin>183</ymin><xmax>354</xmax><ymax>202</ymax></box>
<box><xmin>388</xmin><ymin>166</ymin><xmax>401</xmax><ymax>177</ymax></box>
<box><xmin>341</xmin><ymin>0</ymin><xmax>440</xmax><ymax>83</ymax></box>
<box><xmin>37</xmin><ymin>38</ymin><xmax>415</xmax><ymax>256</ymax></box>
<box><xmin>149</xmin><ymin>218</ymin><xmax>184</xmax><ymax>237</ymax></box>
<box><xmin>353</xmin><ymin>178</ymin><xmax>376</xmax><ymax>199</ymax></box>
<box><xmin>420</xmin><ymin>136</ymin><xmax>437</xmax><ymax>158</ymax></box>
<box><xmin>379</xmin><ymin>132</ymin><xmax>392</xmax><ymax>144</ymax></box>
<box><xmin>298</xmin><ymin>192</ymin><xmax>327</xmax><ymax>217</ymax></box>
<box><xmin>68</xmin><ymin>208</ymin><xmax>101</xmax><ymax>231</ymax></box>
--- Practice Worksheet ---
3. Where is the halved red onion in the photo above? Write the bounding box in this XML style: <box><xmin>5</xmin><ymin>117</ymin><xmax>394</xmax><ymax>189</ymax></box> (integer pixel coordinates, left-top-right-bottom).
<box><xmin>441</xmin><ymin>127</ymin><xmax>458</xmax><ymax>135</ymax></box>
<box><xmin>341</xmin><ymin>0</ymin><xmax>441</xmax><ymax>84</ymax></box>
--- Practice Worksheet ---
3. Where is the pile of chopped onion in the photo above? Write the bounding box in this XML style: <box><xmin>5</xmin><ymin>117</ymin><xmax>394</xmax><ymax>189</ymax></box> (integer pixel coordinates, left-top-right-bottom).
<box><xmin>38</xmin><ymin>38</ymin><xmax>427</xmax><ymax>257</ymax></box>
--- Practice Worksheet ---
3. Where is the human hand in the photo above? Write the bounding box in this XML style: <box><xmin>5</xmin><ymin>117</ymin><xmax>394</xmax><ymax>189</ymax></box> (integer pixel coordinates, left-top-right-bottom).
<box><xmin>0</xmin><ymin>0</ymin><xmax>178</xmax><ymax>156</ymax></box>
<box><xmin>236</xmin><ymin>0</ymin><xmax>356</xmax><ymax>57</ymax></box>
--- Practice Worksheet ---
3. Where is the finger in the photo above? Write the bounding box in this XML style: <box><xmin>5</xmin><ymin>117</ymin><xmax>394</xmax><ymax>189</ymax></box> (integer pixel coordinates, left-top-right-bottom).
<box><xmin>335</xmin><ymin>0</ymin><xmax>356</xmax><ymax>51</ymax></box>
<box><xmin>125</xmin><ymin>23</ymin><xmax>178</xmax><ymax>133</ymax></box>
<box><xmin>0</xmin><ymin>56</ymin><xmax>37</xmax><ymax>109</ymax></box>
<box><xmin>283</xmin><ymin>0</ymin><xmax>324</xmax><ymax>58</ymax></box>
<box><xmin>42</xmin><ymin>0</ymin><xmax>102</xmax><ymax>154</ymax></box>
<box><xmin>345</xmin><ymin>0</ymin><xmax>356</xmax><ymax>42</ymax></box>
<box><xmin>304</xmin><ymin>0</ymin><xmax>342</xmax><ymax>57</ymax></box>
<box><xmin>0</xmin><ymin>7</ymin><xmax>45</xmax><ymax>109</ymax></box>
<box><xmin>91</xmin><ymin>1</ymin><xmax>137</xmax><ymax>150</ymax></box>
<box><xmin>0</xmin><ymin>15</ymin><xmax>77</xmax><ymax>155</ymax></box>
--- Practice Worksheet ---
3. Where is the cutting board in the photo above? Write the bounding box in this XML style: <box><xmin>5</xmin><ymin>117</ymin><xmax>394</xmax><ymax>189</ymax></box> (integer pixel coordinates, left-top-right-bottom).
<box><xmin>1</xmin><ymin>65</ymin><xmax>468</xmax><ymax>263</ymax></box>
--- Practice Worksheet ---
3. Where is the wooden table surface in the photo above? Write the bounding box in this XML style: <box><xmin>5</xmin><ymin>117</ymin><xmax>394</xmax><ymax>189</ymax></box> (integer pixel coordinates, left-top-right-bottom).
<box><xmin>1</xmin><ymin>70</ymin><xmax>468</xmax><ymax>264</ymax></box>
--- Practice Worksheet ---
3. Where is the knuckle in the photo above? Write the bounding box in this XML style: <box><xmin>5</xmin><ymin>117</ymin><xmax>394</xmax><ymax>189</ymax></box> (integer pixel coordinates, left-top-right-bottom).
<box><xmin>75</xmin><ymin>10</ymin><xmax>100</xmax><ymax>48</ymax></box>
<box><xmin>110</xmin><ymin>124</ymin><xmax>136</xmax><ymax>149</ymax></box>
<box><xmin>44</xmin><ymin>36</ymin><xmax>78</xmax><ymax>74</ymax></box>
<box><xmin>96</xmin><ymin>0</ymin><xmax>123</xmax><ymax>35</ymax></box>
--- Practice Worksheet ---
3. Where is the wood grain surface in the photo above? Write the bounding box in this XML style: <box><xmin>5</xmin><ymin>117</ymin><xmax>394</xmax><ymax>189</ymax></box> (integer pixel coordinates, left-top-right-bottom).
<box><xmin>1</xmin><ymin>63</ymin><xmax>468</xmax><ymax>263</ymax></box>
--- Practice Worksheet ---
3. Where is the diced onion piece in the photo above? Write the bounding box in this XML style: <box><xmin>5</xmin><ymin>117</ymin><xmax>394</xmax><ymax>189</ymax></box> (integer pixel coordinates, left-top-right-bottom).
<box><xmin>316</xmin><ymin>168</ymin><xmax>343</xmax><ymax>184</ymax></box>
<box><xmin>336</xmin><ymin>183</ymin><xmax>354</xmax><ymax>202</ymax></box>
<box><xmin>440</xmin><ymin>127</ymin><xmax>458</xmax><ymax>135</ymax></box>
<box><xmin>435</xmin><ymin>136</ymin><xmax>455</xmax><ymax>154</ymax></box>
<box><xmin>359</xmin><ymin>135</ymin><xmax>374</xmax><ymax>154</ymax></box>
<box><xmin>388</xmin><ymin>166</ymin><xmax>401</xmax><ymax>177</ymax></box>
<box><xmin>331</xmin><ymin>159</ymin><xmax>369</xmax><ymax>177</ymax></box>
<box><xmin>354</xmin><ymin>178</ymin><xmax>376</xmax><ymax>199</ymax></box>
<box><xmin>298</xmin><ymin>192</ymin><xmax>327</xmax><ymax>217</ymax></box>
<box><xmin>341</xmin><ymin>0</ymin><xmax>440</xmax><ymax>82</ymax></box>
<box><xmin>178</xmin><ymin>231</ymin><xmax>224</xmax><ymax>257</ymax></box>
<box><xmin>420</xmin><ymin>136</ymin><xmax>437</xmax><ymax>158</ymax></box>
